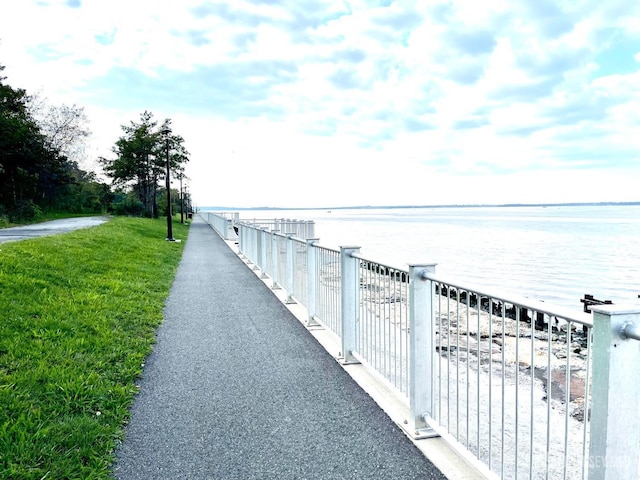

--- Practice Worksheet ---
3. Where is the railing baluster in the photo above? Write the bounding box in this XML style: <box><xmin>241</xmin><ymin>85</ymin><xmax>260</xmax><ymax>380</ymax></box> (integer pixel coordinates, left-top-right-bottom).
<box><xmin>563</xmin><ymin>322</ymin><xmax>571</xmax><ymax>480</ymax></box>
<box><xmin>514</xmin><ymin>304</ymin><xmax>519</xmax><ymax>478</ymax></box>
<box><xmin>529</xmin><ymin>310</ymin><xmax>535</xmax><ymax>480</ymax></box>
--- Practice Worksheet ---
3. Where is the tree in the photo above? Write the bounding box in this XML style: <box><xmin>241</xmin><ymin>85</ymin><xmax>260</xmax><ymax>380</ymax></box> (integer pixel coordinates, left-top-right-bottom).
<box><xmin>28</xmin><ymin>94</ymin><xmax>92</xmax><ymax>167</ymax></box>
<box><xmin>53</xmin><ymin>162</ymin><xmax>113</xmax><ymax>213</ymax></box>
<box><xmin>0</xmin><ymin>64</ymin><xmax>56</xmax><ymax>219</ymax></box>
<box><xmin>0</xmin><ymin>63</ymin><xmax>106</xmax><ymax>220</ymax></box>
<box><xmin>102</xmin><ymin>111</ymin><xmax>158</xmax><ymax>216</ymax></box>
<box><xmin>100</xmin><ymin>112</ymin><xmax>190</xmax><ymax>217</ymax></box>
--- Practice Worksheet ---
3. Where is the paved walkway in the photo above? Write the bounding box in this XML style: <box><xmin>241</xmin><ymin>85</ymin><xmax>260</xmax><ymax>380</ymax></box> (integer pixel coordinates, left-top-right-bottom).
<box><xmin>0</xmin><ymin>216</ymin><xmax>109</xmax><ymax>243</ymax></box>
<box><xmin>113</xmin><ymin>216</ymin><xmax>447</xmax><ymax>480</ymax></box>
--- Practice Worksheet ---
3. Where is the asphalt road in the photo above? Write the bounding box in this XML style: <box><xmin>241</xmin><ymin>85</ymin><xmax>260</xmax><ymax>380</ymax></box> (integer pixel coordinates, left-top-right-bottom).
<box><xmin>0</xmin><ymin>216</ymin><xmax>109</xmax><ymax>243</ymax></box>
<box><xmin>112</xmin><ymin>216</ymin><xmax>447</xmax><ymax>480</ymax></box>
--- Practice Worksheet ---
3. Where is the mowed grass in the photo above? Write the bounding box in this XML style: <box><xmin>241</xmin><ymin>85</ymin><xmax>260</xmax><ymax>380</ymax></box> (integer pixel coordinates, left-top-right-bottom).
<box><xmin>0</xmin><ymin>217</ymin><xmax>189</xmax><ymax>479</ymax></box>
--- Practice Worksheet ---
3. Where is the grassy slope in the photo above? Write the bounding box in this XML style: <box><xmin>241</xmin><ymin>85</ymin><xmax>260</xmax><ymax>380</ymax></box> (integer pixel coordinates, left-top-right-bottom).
<box><xmin>0</xmin><ymin>217</ymin><xmax>189</xmax><ymax>479</ymax></box>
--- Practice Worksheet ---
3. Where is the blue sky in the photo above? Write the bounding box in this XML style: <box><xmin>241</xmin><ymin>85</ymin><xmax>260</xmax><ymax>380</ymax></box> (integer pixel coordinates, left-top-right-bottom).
<box><xmin>1</xmin><ymin>0</ymin><xmax>640</xmax><ymax>208</ymax></box>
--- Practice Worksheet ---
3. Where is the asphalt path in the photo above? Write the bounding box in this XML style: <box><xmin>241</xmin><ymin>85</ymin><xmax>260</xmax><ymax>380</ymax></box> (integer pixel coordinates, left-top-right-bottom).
<box><xmin>0</xmin><ymin>216</ymin><xmax>109</xmax><ymax>243</ymax></box>
<box><xmin>112</xmin><ymin>216</ymin><xmax>447</xmax><ymax>480</ymax></box>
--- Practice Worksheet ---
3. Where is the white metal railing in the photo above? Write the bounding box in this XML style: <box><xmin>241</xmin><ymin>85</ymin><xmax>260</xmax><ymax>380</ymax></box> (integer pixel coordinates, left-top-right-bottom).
<box><xmin>355</xmin><ymin>254</ymin><xmax>411</xmax><ymax>395</ymax></box>
<box><xmin>420</xmin><ymin>274</ymin><xmax>593</xmax><ymax>479</ymax></box>
<box><xmin>204</xmin><ymin>213</ymin><xmax>313</xmax><ymax>244</ymax></box>
<box><xmin>313</xmin><ymin>244</ymin><xmax>342</xmax><ymax>337</ymax></box>
<box><xmin>240</xmin><ymin>217</ymin><xmax>315</xmax><ymax>240</ymax></box>
<box><xmin>204</xmin><ymin>211</ymin><xmax>239</xmax><ymax>240</ymax></box>
<box><xmin>201</xmin><ymin>212</ymin><xmax>640</xmax><ymax>480</ymax></box>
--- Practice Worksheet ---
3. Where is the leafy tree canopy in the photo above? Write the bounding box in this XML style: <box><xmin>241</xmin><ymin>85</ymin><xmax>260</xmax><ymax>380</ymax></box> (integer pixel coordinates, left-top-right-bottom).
<box><xmin>0</xmin><ymin>63</ymin><xmax>108</xmax><ymax>222</ymax></box>
<box><xmin>100</xmin><ymin>111</ymin><xmax>190</xmax><ymax>217</ymax></box>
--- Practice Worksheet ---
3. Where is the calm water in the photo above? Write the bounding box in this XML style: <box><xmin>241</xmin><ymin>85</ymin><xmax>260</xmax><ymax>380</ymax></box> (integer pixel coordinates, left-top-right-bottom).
<box><xmin>236</xmin><ymin>205</ymin><xmax>640</xmax><ymax>310</ymax></box>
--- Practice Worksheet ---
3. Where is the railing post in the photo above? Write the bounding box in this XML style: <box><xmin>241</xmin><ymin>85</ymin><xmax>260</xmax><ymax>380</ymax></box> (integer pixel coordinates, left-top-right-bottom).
<box><xmin>588</xmin><ymin>305</ymin><xmax>640</xmax><ymax>480</ymax></box>
<box><xmin>306</xmin><ymin>239</ymin><xmax>320</xmax><ymax>327</ymax></box>
<box><xmin>408</xmin><ymin>263</ymin><xmax>438</xmax><ymax>438</ymax></box>
<box><xmin>233</xmin><ymin>212</ymin><xmax>239</xmax><ymax>236</ymax></box>
<box><xmin>248</xmin><ymin>227</ymin><xmax>259</xmax><ymax>270</ymax></box>
<box><xmin>244</xmin><ymin>227</ymin><xmax>252</xmax><ymax>264</ymax></box>
<box><xmin>237</xmin><ymin>224</ymin><xmax>245</xmax><ymax>257</ymax></box>
<box><xmin>228</xmin><ymin>218</ymin><xmax>233</xmax><ymax>240</ymax></box>
<box><xmin>285</xmin><ymin>234</ymin><xmax>296</xmax><ymax>304</ymax></box>
<box><xmin>259</xmin><ymin>228</ymin><xmax>268</xmax><ymax>278</ymax></box>
<box><xmin>271</xmin><ymin>230</ymin><xmax>280</xmax><ymax>289</ymax></box>
<box><xmin>340</xmin><ymin>246</ymin><xmax>361</xmax><ymax>364</ymax></box>
<box><xmin>251</xmin><ymin>227</ymin><xmax>262</xmax><ymax>270</ymax></box>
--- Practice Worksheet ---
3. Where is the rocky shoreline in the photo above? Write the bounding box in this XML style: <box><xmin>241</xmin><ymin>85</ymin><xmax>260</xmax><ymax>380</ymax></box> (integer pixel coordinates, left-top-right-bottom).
<box><xmin>343</xmin><ymin>266</ymin><xmax>592</xmax><ymax>477</ymax></box>
<box><xmin>434</xmin><ymin>297</ymin><xmax>590</xmax><ymax>409</ymax></box>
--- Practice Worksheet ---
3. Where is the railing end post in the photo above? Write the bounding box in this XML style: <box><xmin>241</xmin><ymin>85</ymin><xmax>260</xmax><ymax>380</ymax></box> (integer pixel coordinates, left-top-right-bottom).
<box><xmin>589</xmin><ymin>304</ymin><xmax>640</xmax><ymax>480</ymax></box>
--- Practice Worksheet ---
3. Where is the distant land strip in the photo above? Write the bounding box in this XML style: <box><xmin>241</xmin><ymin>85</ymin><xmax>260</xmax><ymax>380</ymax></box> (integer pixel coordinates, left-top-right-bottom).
<box><xmin>201</xmin><ymin>201</ymin><xmax>640</xmax><ymax>211</ymax></box>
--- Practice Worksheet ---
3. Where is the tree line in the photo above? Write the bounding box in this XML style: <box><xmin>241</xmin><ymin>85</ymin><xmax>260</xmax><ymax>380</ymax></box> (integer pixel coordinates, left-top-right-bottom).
<box><xmin>0</xmin><ymin>63</ymin><xmax>191</xmax><ymax>225</ymax></box>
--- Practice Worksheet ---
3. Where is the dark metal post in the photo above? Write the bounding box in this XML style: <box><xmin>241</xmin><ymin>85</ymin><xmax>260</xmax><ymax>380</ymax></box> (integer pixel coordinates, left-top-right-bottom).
<box><xmin>179</xmin><ymin>174</ymin><xmax>184</xmax><ymax>224</ymax></box>
<box><xmin>162</xmin><ymin>127</ymin><xmax>174</xmax><ymax>241</ymax></box>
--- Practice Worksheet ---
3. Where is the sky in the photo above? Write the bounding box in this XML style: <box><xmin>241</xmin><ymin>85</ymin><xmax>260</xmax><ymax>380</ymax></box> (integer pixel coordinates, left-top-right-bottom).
<box><xmin>1</xmin><ymin>0</ymin><xmax>640</xmax><ymax>208</ymax></box>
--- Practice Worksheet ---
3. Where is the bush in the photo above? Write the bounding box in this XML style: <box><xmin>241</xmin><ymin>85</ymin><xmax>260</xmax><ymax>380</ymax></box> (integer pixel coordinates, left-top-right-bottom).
<box><xmin>109</xmin><ymin>193</ymin><xmax>145</xmax><ymax>216</ymax></box>
<box><xmin>8</xmin><ymin>200</ymin><xmax>42</xmax><ymax>223</ymax></box>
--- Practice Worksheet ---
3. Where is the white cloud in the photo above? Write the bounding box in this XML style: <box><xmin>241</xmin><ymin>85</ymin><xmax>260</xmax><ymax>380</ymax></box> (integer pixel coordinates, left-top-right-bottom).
<box><xmin>1</xmin><ymin>0</ymin><xmax>640</xmax><ymax>207</ymax></box>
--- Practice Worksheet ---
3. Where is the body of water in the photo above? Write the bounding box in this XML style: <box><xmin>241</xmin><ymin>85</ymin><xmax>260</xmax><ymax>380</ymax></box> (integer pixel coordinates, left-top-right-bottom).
<box><xmin>233</xmin><ymin>205</ymin><xmax>640</xmax><ymax>311</ymax></box>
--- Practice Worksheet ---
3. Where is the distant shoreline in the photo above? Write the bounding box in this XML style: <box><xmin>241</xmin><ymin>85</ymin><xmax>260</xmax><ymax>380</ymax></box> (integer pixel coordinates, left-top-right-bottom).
<box><xmin>200</xmin><ymin>201</ymin><xmax>640</xmax><ymax>211</ymax></box>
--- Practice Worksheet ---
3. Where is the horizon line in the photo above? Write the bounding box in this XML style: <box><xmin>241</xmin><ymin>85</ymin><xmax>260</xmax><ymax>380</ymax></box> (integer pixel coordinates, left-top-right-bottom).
<box><xmin>198</xmin><ymin>201</ymin><xmax>640</xmax><ymax>211</ymax></box>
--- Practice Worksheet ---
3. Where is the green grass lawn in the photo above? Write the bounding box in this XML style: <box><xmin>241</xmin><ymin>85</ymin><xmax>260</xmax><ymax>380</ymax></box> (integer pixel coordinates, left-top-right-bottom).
<box><xmin>0</xmin><ymin>216</ymin><xmax>189</xmax><ymax>479</ymax></box>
